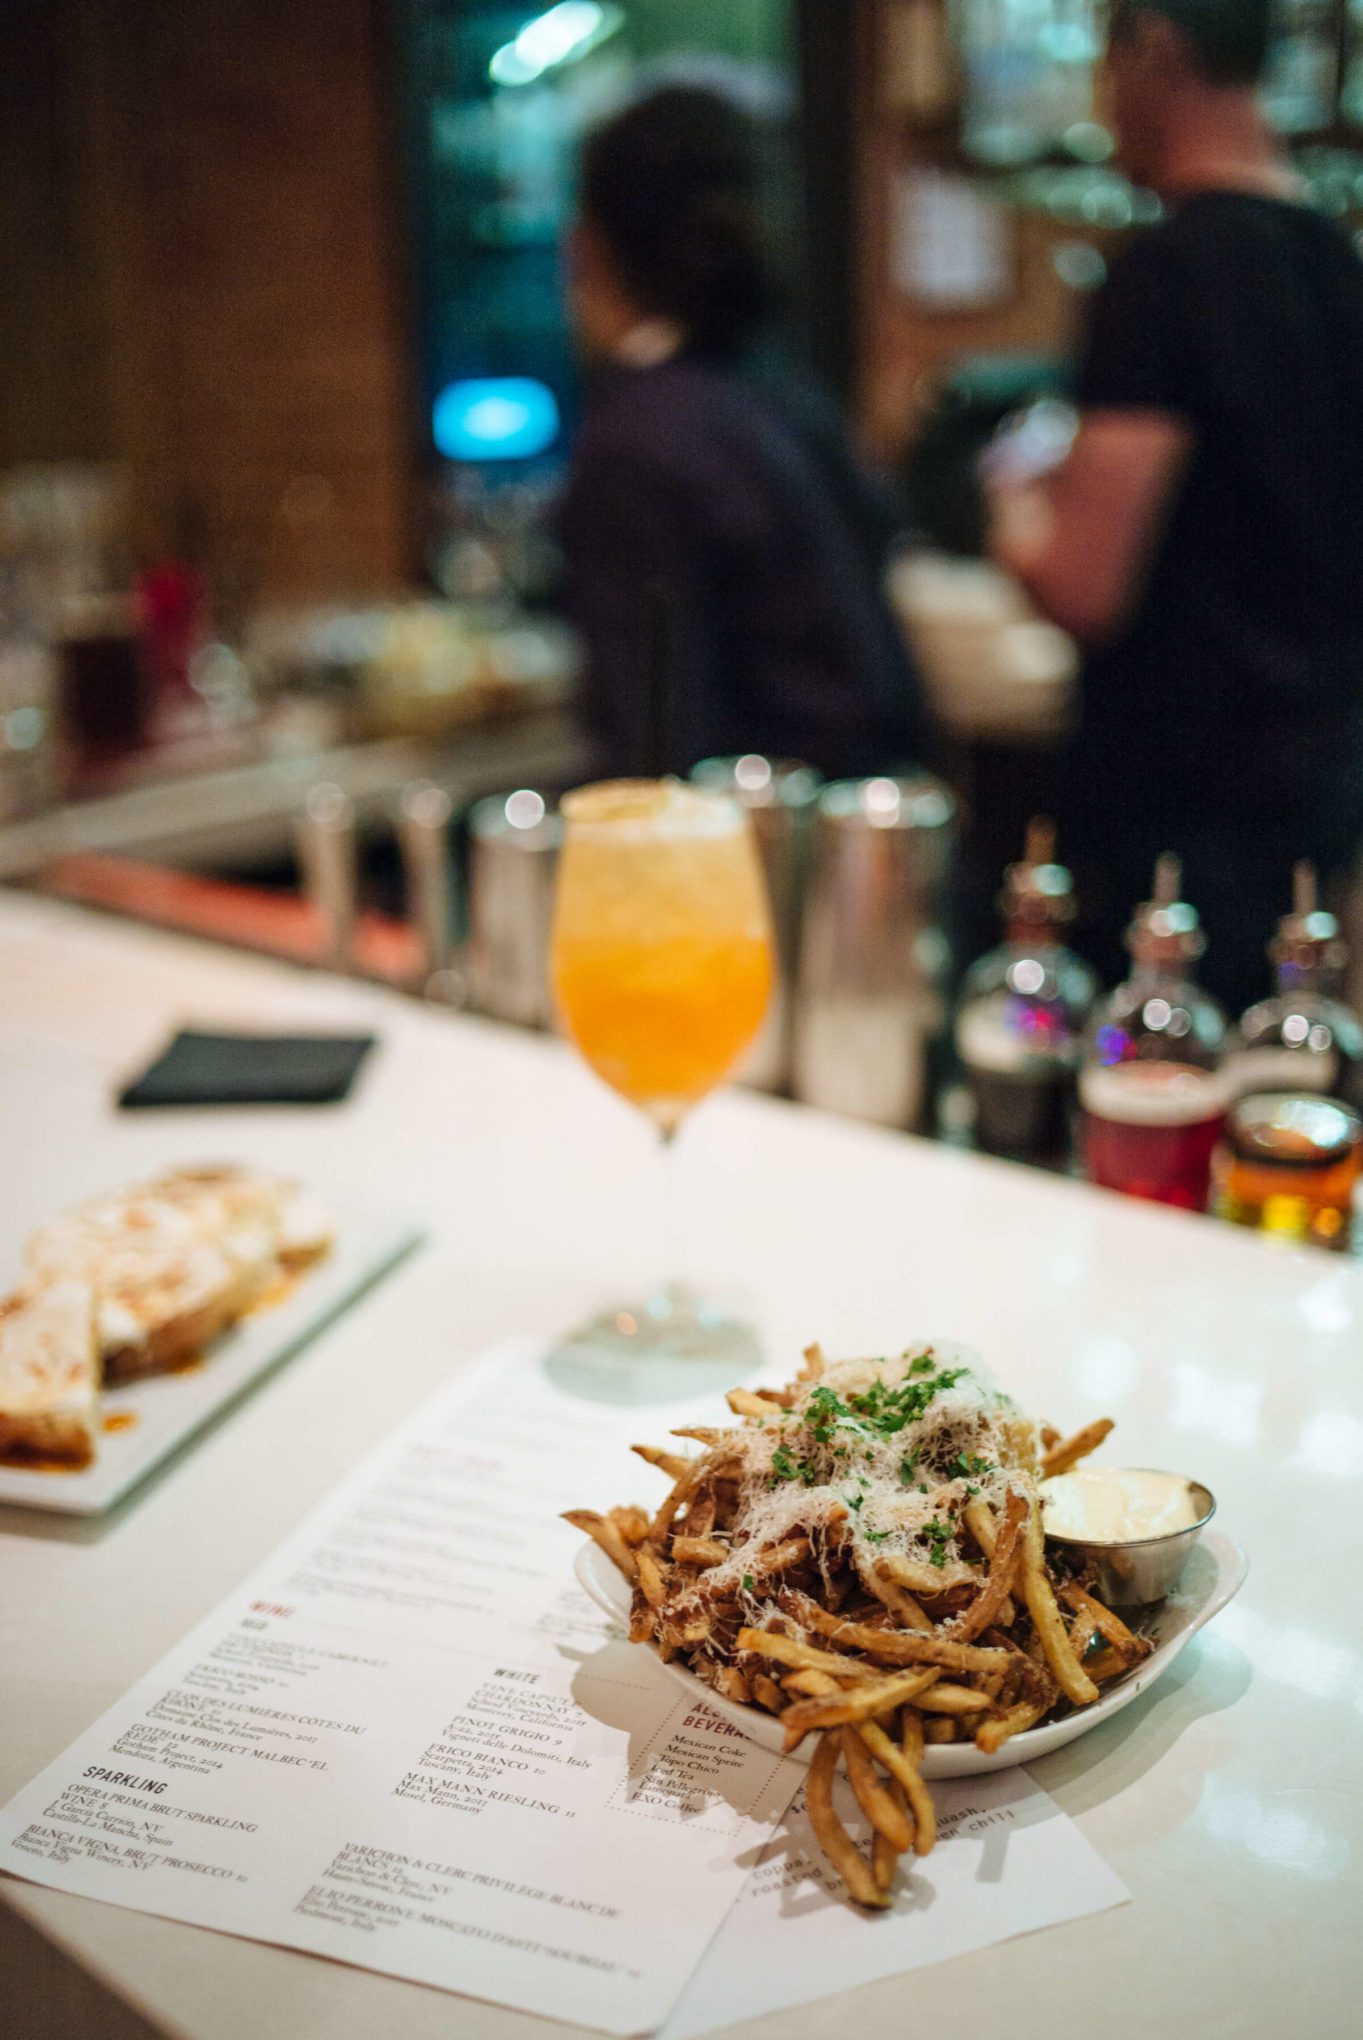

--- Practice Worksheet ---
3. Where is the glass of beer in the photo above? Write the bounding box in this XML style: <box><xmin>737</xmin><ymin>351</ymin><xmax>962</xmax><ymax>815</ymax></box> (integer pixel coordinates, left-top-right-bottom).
<box><xmin>1080</xmin><ymin>1061</ymin><xmax>1229</xmax><ymax>1210</ymax></box>
<box><xmin>551</xmin><ymin>779</ymin><xmax>773</xmax><ymax>1362</ymax></box>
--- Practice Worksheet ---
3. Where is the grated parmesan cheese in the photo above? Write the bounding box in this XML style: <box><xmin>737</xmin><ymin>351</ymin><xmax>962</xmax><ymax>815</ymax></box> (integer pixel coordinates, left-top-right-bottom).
<box><xmin>685</xmin><ymin>1344</ymin><xmax>1038</xmax><ymax>1622</ymax></box>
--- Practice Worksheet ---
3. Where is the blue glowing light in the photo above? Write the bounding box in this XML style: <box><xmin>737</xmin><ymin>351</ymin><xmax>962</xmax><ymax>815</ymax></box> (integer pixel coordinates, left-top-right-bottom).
<box><xmin>432</xmin><ymin>378</ymin><xmax>560</xmax><ymax>462</ymax></box>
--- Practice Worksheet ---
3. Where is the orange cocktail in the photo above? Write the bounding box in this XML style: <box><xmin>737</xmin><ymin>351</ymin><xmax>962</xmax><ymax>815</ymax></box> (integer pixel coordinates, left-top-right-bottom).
<box><xmin>551</xmin><ymin>780</ymin><xmax>773</xmax><ymax>1135</ymax></box>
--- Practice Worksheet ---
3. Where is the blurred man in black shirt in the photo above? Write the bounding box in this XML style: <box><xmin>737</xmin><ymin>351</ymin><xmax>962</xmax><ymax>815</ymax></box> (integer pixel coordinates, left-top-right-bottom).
<box><xmin>993</xmin><ymin>0</ymin><xmax>1363</xmax><ymax>1011</ymax></box>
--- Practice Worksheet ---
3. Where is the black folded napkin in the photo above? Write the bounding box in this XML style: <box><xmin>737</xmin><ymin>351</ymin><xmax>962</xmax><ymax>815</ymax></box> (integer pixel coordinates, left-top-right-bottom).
<box><xmin>118</xmin><ymin>1030</ymin><xmax>375</xmax><ymax>1109</ymax></box>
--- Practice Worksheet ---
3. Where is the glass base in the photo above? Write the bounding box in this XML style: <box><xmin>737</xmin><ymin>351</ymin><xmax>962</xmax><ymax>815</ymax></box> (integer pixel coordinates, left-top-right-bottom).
<box><xmin>544</xmin><ymin>1284</ymin><xmax>761</xmax><ymax>1406</ymax></box>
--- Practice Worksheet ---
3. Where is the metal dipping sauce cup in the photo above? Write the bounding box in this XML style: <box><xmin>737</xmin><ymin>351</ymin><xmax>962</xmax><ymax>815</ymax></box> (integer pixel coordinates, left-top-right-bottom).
<box><xmin>1042</xmin><ymin>1471</ymin><xmax>1216</xmax><ymax>1606</ymax></box>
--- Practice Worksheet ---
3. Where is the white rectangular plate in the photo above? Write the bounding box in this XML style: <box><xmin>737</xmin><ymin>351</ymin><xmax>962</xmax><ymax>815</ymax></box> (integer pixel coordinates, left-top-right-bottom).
<box><xmin>0</xmin><ymin>1211</ymin><xmax>422</xmax><ymax>1516</ymax></box>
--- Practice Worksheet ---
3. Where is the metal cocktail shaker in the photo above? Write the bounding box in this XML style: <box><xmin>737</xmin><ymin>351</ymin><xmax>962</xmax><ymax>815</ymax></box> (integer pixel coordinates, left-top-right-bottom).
<box><xmin>466</xmin><ymin>788</ymin><xmax>563</xmax><ymax>1028</ymax></box>
<box><xmin>793</xmin><ymin>775</ymin><xmax>955</xmax><ymax>1129</ymax></box>
<box><xmin>296</xmin><ymin>782</ymin><xmax>358</xmax><ymax>972</ymax></box>
<box><xmin>690</xmin><ymin>755</ymin><xmax>822</xmax><ymax>1091</ymax></box>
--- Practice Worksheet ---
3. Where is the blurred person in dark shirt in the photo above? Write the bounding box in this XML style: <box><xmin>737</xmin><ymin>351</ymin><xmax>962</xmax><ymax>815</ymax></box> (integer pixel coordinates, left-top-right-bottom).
<box><xmin>991</xmin><ymin>0</ymin><xmax>1363</xmax><ymax>1012</ymax></box>
<box><xmin>559</xmin><ymin>87</ymin><xmax>929</xmax><ymax>782</ymax></box>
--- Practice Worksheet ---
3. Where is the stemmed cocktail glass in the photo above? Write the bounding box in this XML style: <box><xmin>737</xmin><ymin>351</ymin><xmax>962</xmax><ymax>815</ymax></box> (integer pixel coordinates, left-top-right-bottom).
<box><xmin>551</xmin><ymin>778</ymin><xmax>773</xmax><ymax>1366</ymax></box>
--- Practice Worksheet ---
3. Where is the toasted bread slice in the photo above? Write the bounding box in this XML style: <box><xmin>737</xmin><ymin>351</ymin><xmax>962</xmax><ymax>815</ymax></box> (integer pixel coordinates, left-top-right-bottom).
<box><xmin>0</xmin><ymin>1282</ymin><xmax>99</xmax><ymax>1466</ymax></box>
<box><xmin>146</xmin><ymin>1165</ymin><xmax>336</xmax><ymax>1270</ymax></box>
<box><xmin>25</xmin><ymin>1180</ymin><xmax>282</xmax><ymax>1379</ymax></box>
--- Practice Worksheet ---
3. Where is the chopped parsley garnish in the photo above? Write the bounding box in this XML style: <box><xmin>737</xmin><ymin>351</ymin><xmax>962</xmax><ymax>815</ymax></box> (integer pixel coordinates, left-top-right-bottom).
<box><xmin>842</xmin><ymin>1367</ymin><xmax>968</xmax><ymax>1439</ymax></box>
<box><xmin>805</xmin><ymin>1385</ymin><xmax>847</xmax><ymax>1444</ymax></box>
<box><xmin>862</xmin><ymin>1525</ymin><xmax>891</xmax><ymax>1545</ymax></box>
<box><xmin>768</xmin><ymin>1443</ymin><xmax>818</xmax><ymax>1487</ymax></box>
<box><xmin>742</xmin><ymin>1574</ymin><xmax>755</xmax><ymax>1593</ymax></box>
<box><xmin>948</xmin><ymin>1452</ymin><xmax>994</xmax><ymax>1482</ymax></box>
<box><xmin>845</xmin><ymin>1491</ymin><xmax>864</xmax><ymax>1512</ymax></box>
<box><xmin>922</xmin><ymin>1519</ymin><xmax>955</xmax><ymax>1569</ymax></box>
<box><xmin>769</xmin><ymin>1362</ymin><xmax>980</xmax><ymax>1494</ymax></box>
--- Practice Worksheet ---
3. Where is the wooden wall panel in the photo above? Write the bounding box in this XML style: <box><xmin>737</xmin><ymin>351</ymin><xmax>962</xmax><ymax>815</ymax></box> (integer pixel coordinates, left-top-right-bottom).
<box><xmin>2</xmin><ymin>0</ymin><xmax>414</xmax><ymax>591</ymax></box>
<box><xmin>0</xmin><ymin>1</ymin><xmax>115</xmax><ymax>467</ymax></box>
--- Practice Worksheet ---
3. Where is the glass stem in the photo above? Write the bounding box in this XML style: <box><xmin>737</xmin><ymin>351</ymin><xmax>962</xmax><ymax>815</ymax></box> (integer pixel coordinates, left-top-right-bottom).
<box><xmin>656</xmin><ymin>1122</ymin><xmax>685</xmax><ymax>1310</ymax></box>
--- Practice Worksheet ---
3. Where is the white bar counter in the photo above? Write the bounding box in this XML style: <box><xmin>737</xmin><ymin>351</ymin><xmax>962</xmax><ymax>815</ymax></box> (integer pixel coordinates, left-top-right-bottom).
<box><xmin>0</xmin><ymin>892</ymin><xmax>1357</xmax><ymax>2039</ymax></box>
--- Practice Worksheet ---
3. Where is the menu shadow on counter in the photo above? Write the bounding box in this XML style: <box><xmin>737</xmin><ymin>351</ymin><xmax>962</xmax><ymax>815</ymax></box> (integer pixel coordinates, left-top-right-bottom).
<box><xmin>1030</xmin><ymin>1631</ymin><xmax>1253</xmax><ymax>1819</ymax></box>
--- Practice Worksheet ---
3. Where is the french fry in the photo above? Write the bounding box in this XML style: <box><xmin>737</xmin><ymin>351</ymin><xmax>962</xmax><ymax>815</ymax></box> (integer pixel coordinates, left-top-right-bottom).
<box><xmin>683</xmin><ymin>1492</ymin><xmax>717</xmax><ymax>1538</ymax></box>
<box><xmin>779</xmin><ymin>1667</ymin><xmax>940</xmax><ymax>1743</ymax></box>
<box><xmin>843</xmin><ymin>1727</ymin><xmax>913</xmax><ymax>1854</ymax></box>
<box><xmin>781</xmin><ymin>1669</ymin><xmax>839</xmax><ymax>1698</ymax></box>
<box><xmin>922</xmin><ymin>1717</ymin><xmax>958</xmax><ymax>1743</ymax></box>
<box><xmin>726</xmin><ymin>1389</ymin><xmax>787</xmax><ymax>1421</ymax></box>
<box><xmin>736</xmin><ymin>1627</ymin><xmax>881</xmax><ymax>1681</ymax></box>
<box><xmin>857</xmin><ymin>1717</ymin><xmax>936</xmax><ymax>1855</ymax></box>
<box><xmin>644</xmin><ymin>1459</ymin><xmax>704</xmax><ymax>1549</ymax></box>
<box><xmin>858</xmin><ymin>1557</ymin><xmax>934</xmax><ymax>1631</ymax></box>
<box><xmin>752</xmin><ymin>1672</ymin><xmax>787</xmax><ymax>1713</ymax></box>
<box><xmin>914</xmin><ymin>1682</ymin><xmax>994</xmax><ymax>1716</ymax></box>
<box><xmin>1081</xmin><ymin>1645</ymin><xmax>1129</xmax><ymax>1682</ymax></box>
<box><xmin>974</xmin><ymin>1696</ymin><xmax>1047</xmax><ymax>1755</ymax></box>
<box><xmin>878</xmin><ymin>1552</ymin><xmax>957</xmax><ymax>1595</ymax></box>
<box><xmin>632</xmin><ymin>1443</ymin><xmax>692</xmax><ymax>1480</ymax></box>
<box><xmin>872</xmin><ymin>1773</ymin><xmax>910</xmax><ymax>1889</ymax></box>
<box><xmin>698</xmin><ymin>1536</ymin><xmax>809</xmax><ymax>1598</ymax></box>
<box><xmin>671</xmin><ymin>1536</ymin><xmax>729</xmax><ymax>1567</ymax></box>
<box><xmin>562</xmin><ymin>1509</ymin><xmax>639</xmax><ymax>1584</ymax></box>
<box><xmin>1041</xmin><ymin>1418</ymin><xmax>1114</xmax><ymax>1478</ymax></box>
<box><xmin>635</xmin><ymin>1548</ymin><xmax>667</xmax><ymax>1608</ymax></box>
<box><xmin>1021</xmin><ymin>1500</ymin><xmax>1099</xmax><ymax>1705</ymax></box>
<box><xmin>807</xmin><ymin>1731</ymin><xmax>889</xmax><ymax>1908</ymax></box>
<box><xmin>799</xmin><ymin>1342</ymin><xmax>825</xmax><ymax>1380</ymax></box>
<box><xmin>781</xmin><ymin>1595</ymin><xmax>1011</xmax><ymax>1676</ymax></box>
<box><xmin>1059</xmin><ymin>1581</ymin><xmax>1151</xmax><ymax>1666</ymax></box>
<box><xmin>952</xmin><ymin>1489</ymin><xmax>1027</xmax><ymax>1642</ymax></box>
<box><xmin>963</xmin><ymin>1496</ymin><xmax>998</xmax><ymax>1561</ymax></box>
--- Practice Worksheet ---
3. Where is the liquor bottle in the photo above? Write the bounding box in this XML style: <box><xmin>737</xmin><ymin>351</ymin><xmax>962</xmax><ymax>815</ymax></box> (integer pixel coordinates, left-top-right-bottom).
<box><xmin>1079</xmin><ymin>855</ymin><xmax>1229</xmax><ymax>1209</ymax></box>
<box><xmin>1212</xmin><ymin>1092</ymin><xmax>1363</xmax><ymax>1249</ymax></box>
<box><xmin>1229</xmin><ymin>862</ymin><xmax>1363</xmax><ymax>1109</ymax></box>
<box><xmin>955</xmin><ymin>819</ymin><xmax>1098</xmax><ymax>1161</ymax></box>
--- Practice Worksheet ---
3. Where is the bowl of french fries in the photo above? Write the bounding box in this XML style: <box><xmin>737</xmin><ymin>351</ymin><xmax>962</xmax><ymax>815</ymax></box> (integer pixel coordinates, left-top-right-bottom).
<box><xmin>568</xmin><ymin>1339</ymin><xmax>1246</xmax><ymax>1908</ymax></box>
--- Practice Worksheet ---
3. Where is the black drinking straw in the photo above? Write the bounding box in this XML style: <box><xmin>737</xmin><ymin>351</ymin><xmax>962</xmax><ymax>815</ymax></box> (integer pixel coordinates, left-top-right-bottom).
<box><xmin>644</xmin><ymin>581</ymin><xmax>677</xmax><ymax>780</ymax></box>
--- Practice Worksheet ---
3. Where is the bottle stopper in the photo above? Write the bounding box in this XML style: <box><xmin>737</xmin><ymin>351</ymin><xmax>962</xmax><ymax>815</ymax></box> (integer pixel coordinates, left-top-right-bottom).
<box><xmin>1000</xmin><ymin>816</ymin><xmax>1076</xmax><ymax>935</ymax></box>
<box><xmin>1127</xmin><ymin>852</ymin><xmax>1206</xmax><ymax>965</ymax></box>
<box><xmin>1270</xmin><ymin>861</ymin><xmax>1347</xmax><ymax>979</ymax></box>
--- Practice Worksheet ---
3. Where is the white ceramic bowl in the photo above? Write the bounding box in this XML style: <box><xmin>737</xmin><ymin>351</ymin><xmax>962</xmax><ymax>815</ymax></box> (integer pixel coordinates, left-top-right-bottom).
<box><xmin>573</xmin><ymin>1530</ymin><xmax>1248</xmax><ymax>1778</ymax></box>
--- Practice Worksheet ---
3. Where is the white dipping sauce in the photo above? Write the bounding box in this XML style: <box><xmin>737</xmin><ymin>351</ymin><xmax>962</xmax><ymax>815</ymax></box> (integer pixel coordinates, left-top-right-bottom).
<box><xmin>1041</xmin><ymin>1468</ymin><xmax>1200</xmax><ymax>1543</ymax></box>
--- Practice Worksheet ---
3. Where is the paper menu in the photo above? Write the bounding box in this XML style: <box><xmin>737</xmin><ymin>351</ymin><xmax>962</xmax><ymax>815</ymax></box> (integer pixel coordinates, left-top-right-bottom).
<box><xmin>665</xmin><ymin>1768</ymin><xmax>1129</xmax><ymax>2040</ymax></box>
<box><xmin>0</xmin><ymin>1341</ymin><xmax>803</xmax><ymax>2037</ymax></box>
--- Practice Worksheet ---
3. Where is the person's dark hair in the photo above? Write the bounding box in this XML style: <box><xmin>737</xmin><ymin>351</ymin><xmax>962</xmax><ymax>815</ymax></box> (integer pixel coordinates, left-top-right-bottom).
<box><xmin>579</xmin><ymin>86</ymin><xmax>778</xmax><ymax>357</ymax></box>
<box><xmin>1110</xmin><ymin>0</ymin><xmax>1272</xmax><ymax>84</ymax></box>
